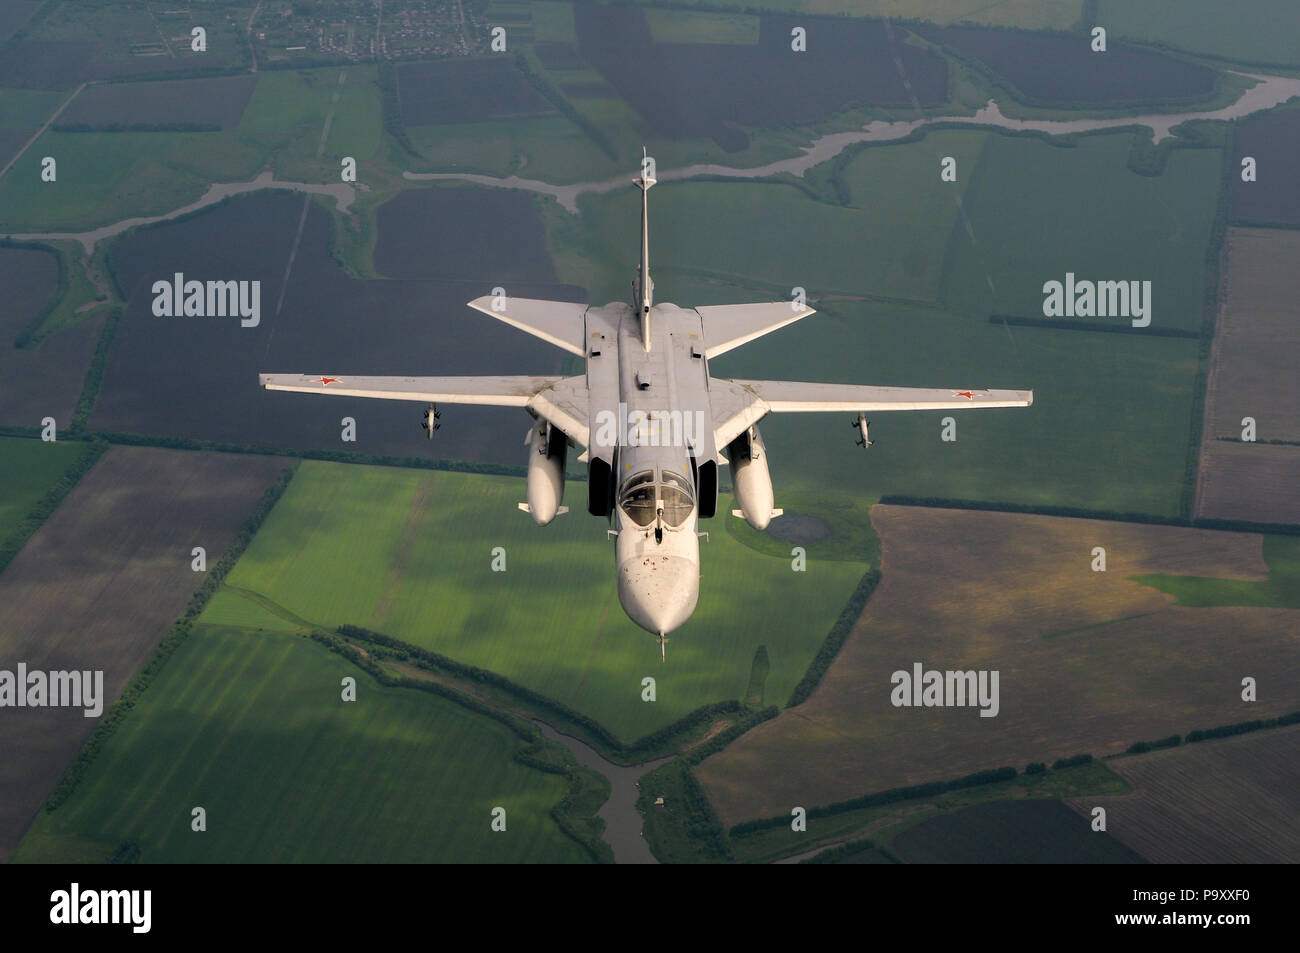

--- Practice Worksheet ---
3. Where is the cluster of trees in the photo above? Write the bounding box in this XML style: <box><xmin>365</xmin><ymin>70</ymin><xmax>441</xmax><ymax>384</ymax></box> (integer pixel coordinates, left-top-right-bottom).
<box><xmin>312</xmin><ymin>629</ymin><xmax>614</xmax><ymax>863</ymax></box>
<box><xmin>1127</xmin><ymin>734</ymin><xmax>1182</xmax><ymax>754</ymax></box>
<box><xmin>377</xmin><ymin>60</ymin><xmax>420</xmax><ymax>158</ymax></box>
<box><xmin>731</xmin><ymin>765</ymin><xmax>1018</xmax><ymax>837</ymax></box>
<box><xmin>1051</xmin><ymin>753</ymin><xmax>1093</xmax><ymax>769</ymax></box>
<box><xmin>337</xmin><ymin>623</ymin><xmax>749</xmax><ymax>762</ymax></box>
<box><xmin>44</xmin><ymin>466</ymin><xmax>298</xmax><ymax>813</ymax></box>
<box><xmin>513</xmin><ymin>52</ymin><xmax>616</xmax><ymax>160</ymax></box>
<box><xmin>2</xmin><ymin>239</ymin><xmax>63</xmax><ymax>350</ymax></box>
<box><xmin>800</xmin><ymin>837</ymin><xmax>881</xmax><ymax>865</ymax></box>
<box><xmin>0</xmin><ymin>440</ymin><xmax>107</xmax><ymax>578</ymax></box>
<box><xmin>53</xmin><ymin>122</ymin><xmax>222</xmax><ymax>133</ymax></box>
<box><xmin>787</xmin><ymin>568</ymin><xmax>881</xmax><ymax>707</ymax></box>
<box><xmin>878</xmin><ymin>494</ymin><xmax>1300</xmax><ymax>536</ymax></box>
<box><xmin>990</xmin><ymin>314</ymin><xmax>1198</xmax><ymax>338</ymax></box>
<box><xmin>70</xmin><ymin>308</ymin><xmax>122</xmax><ymax>434</ymax></box>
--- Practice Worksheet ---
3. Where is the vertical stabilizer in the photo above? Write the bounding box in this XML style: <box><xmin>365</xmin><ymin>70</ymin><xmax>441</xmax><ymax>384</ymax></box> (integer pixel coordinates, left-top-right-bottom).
<box><xmin>634</xmin><ymin>147</ymin><xmax>656</xmax><ymax>350</ymax></box>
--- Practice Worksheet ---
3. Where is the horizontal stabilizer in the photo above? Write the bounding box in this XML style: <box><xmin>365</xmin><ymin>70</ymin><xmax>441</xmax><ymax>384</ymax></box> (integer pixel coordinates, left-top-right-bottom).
<box><xmin>697</xmin><ymin>302</ymin><xmax>817</xmax><ymax>359</ymax></box>
<box><xmin>467</xmin><ymin>296</ymin><xmax>588</xmax><ymax>356</ymax></box>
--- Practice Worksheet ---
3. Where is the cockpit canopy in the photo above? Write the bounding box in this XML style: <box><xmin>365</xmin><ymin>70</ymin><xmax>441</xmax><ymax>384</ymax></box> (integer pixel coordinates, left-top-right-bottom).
<box><xmin>619</xmin><ymin>469</ymin><xmax>696</xmax><ymax>528</ymax></box>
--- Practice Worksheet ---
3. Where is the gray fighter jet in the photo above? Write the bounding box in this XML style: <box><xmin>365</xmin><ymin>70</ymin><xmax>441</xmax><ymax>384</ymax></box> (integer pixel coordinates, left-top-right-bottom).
<box><xmin>262</xmin><ymin>156</ymin><xmax>1032</xmax><ymax>659</ymax></box>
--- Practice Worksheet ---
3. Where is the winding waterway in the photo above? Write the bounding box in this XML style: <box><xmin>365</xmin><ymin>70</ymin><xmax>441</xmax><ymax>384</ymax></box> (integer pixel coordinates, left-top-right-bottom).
<box><xmin>533</xmin><ymin>721</ymin><xmax>670</xmax><ymax>864</ymax></box>
<box><xmin>405</xmin><ymin>72</ymin><xmax>1300</xmax><ymax>213</ymax></box>
<box><xmin>3</xmin><ymin>170</ymin><xmax>355</xmax><ymax>253</ymax></box>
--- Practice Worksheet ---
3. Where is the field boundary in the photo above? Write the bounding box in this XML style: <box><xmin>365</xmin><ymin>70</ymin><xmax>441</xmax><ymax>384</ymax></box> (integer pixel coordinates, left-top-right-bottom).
<box><xmin>42</xmin><ymin>463</ymin><xmax>299</xmax><ymax>812</ymax></box>
<box><xmin>878</xmin><ymin>494</ymin><xmax>1300</xmax><ymax>535</ymax></box>
<box><xmin>1182</xmin><ymin>124</ymin><xmax>1236</xmax><ymax>519</ymax></box>
<box><xmin>727</xmin><ymin>711</ymin><xmax>1300</xmax><ymax>837</ymax></box>
<box><xmin>309</xmin><ymin>629</ymin><xmax>614</xmax><ymax>863</ymax></box>
<box><xmin>1</xmin><ymin>238</ymin><xmax>64</xmax><ymax>349</ymax></box>
<box><xmin>0</xmin><ymin>439</ymin><xmax>106</xmax><ymax>579</ymax></box>
<box><xmin>336</xmin><ymin>624</ymin><xmax>748</xmax><ymax>763</ymax></box>
<box><xmin>69</xmin><ymin>306</ymin><xmax>121</xmax><ymax>434</ymax></box>
<box><xmin>787</xmin><ymin>569</ymin><xmax>881</xmax><ymax>707</ymax></box>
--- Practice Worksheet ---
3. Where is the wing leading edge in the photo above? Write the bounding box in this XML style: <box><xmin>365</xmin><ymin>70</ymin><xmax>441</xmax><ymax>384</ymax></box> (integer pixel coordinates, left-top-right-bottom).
<box><xmin>259</xmin><ymin>374</ymin><xmax>591</xmax><ymax>446</ymax></box>
<box><xmin>712</xmin><ymin>379</ymin><xmax>1032</xmax><ymax>451</ymax></box>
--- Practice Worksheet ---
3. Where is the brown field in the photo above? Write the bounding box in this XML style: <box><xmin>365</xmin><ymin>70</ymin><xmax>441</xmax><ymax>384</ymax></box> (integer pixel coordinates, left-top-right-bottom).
<box><xmin>698</xmin><ymin>505</ymin><xmax>1300</xmax><ymax>826</ymax></box>
<box><xmin>1197</xmin><ymin>441</ymin><xmax>1300</xmax><ymax>525</ymax></box>
<box><xmin>1195</xmin><ymin>227</ymin><xmax>1300</xmax><ymax>523</ymax></box>
<box><xmin>0</xmin><ymin>446</ymin><xmax>290</xmax><ymax>859</ymax></box>
<box><xmin>1066</xmin><ymin>725</ymin><xmax>1300</xmax><ymax>863</ymax></box>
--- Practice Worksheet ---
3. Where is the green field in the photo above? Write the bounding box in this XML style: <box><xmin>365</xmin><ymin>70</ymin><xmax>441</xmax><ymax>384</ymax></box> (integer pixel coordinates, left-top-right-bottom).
<box><xmin>198</xmin><ymin>462</ymin><xmax>869</xmax><ymax>742</ymax></box>
<box><xmin>0</xmin><ymin>87</ymin><xmax>68</xmax><ymax>147</ymax></box>
<box><xmin>0</xmin><ymin>436</ymin><xmax>83</xmax><ymax>542</ymax></box>
<box><xmin>708</xmin><ymin>296</ymin><xmax>1198</xmax><ymax>516</ymax></box>
<box><xmin>943</xmin><ymin>132</ymin><xmax>1223</xmax><ymax>333</ymax></box>
<box><xmin>531</xmin><ymin>1</ymin><xmax>576</xmax><ymax>43</ymax></box>
<box><xmin>645</xmin><ymin>10</ymin><xmax>759</xmax><ymax>45</ymax></box>
<box><xmin>0</xmin><ymin>66</ymin><xmax>382</xmax><ymax>231</ymax></box>
<box><xmin>1101</xmin><ymin>0</ymin><xmax>1300</xmax><ymax>68</ymax></box>
<box><xmin>15</xmin><ymin>627</ymin><xmax>593</xmax><ymax>863</ymax></box>
<box><xmin>577</xmin><ymin>129</ymin><xmax>993</xmax><ymax>305</ymax></box>
<box><xmin>1135</xmin><ymin>535</ymin><xmax>1300</xmax><ymax>607</ymax></box>
<box><xmin>614</xmin><ymin>0</ymin><xmax>1082</xmax><ymax>30</ymax></box>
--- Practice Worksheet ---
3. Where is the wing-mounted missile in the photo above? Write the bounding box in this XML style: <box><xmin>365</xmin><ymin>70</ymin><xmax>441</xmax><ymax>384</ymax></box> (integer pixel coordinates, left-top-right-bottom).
<box><xmin>520</xmin><ymin>417</ymin><xmax>568</xmax><ymax>525</ymax></box>
<box><xmin>420</xmin><ymin>403</ymin><xmax>441</xmax><ymax>439</ymax></box>
<box><xmin>853</xmin><ymin>411</ymin><xmax>873</xmax><ymax>449</ymax></box>
<box><xmin>727</xmin><ymin>425</ymin><xmax>783</xmax><ymax>530</ymax></box>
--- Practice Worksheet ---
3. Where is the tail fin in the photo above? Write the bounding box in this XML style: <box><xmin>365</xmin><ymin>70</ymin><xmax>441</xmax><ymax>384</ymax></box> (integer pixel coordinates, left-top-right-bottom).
<box><xmin>634</xmin><ymin>147</ymin><xmax>655</xmax><ymax>350</ymax></box>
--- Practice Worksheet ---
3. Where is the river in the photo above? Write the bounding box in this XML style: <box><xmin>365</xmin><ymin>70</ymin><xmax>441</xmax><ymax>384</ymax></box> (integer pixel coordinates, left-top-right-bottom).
<box><xmin>405</xmin><ymin>71</ymin><xmax>1300</xmax><ymax>212</ymax></box>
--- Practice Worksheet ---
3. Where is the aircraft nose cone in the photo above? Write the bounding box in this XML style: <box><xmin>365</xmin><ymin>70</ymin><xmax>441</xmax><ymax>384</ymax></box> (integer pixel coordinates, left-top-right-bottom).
<box><xmin>618</xmin><ymin>554</ymin><xmax>699</xmax><ymax>635</ymax></box>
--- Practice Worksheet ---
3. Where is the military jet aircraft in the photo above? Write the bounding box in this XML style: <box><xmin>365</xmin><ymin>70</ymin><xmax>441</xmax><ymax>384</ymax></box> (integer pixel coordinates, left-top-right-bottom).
<box><xmin>261</xmin><ymin>157</ymin><xmax>1032</xmax><ymax>660</ymax></box>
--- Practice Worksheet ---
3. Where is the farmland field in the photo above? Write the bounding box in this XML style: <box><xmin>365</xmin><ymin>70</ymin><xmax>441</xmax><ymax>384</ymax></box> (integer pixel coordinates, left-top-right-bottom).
<box><xmin>13</xmin><ymin>627</ymin><xmax>593</xmax><ymax>864</ymax></box>
<box><xmin>1135</xmin><ymin>535</ymin><xmax>1300</xmax><ymax>608</ymax></box>
<box><xmin>579</xmin><ymin>129</ymin><xmax>993</xmax><ymax>305</ymax></box>
<box><xmin>706</xmin><ymin>297</ymin><xmax>1197</xmax><ymax>517</ymax></box>
<box><xmin>58</xmin><ymin>75</ymin><xmax>259</xmax><ymax>131</ymax></box>
<box><xmin>1195</xmin><ymin>227</ymin><xmax>1300</xmax><ymax>524</ymax></box>
<box><xmin>942</xmin><ymin>131</ymin><xmax>1222</xmax><ymax>333</ymax></box>
<box><xmin>916</xmin><ymin>25</ymin><xmax>1219</xmax><ymax>108</ymax></box>
<box><xmin>0</xmin><ymin>87</ymin><xmax>67</xmax><ymax>168</ymax></box>
<box><xmin>0</xmin><ymin>245</ymin><xmax>106</xmax><ymax>431</ymax></box>
<box><xmin>644</xmin><ymin>10</ymin><xmax>759</xmax><ymax>45</ymax></box>
<box><xmin>1231</xmin><ymin>108</ymin><xmax>1300</xmax><ymax>226</ymax></box>
<box><xmin>698</xmin><ymin>505</ymin><xmax>1300</xmax><ymax>826</ymax></box>
<box><xmin>198</xmin><ymin>462</ymin><xmax>870</xmax><ymax>742</ymax></box>
<box><xmin>0</xmin><ymin>66</ymin><xmax>380</xmax><ymax>231</ymax></box>
<box><xmin>93</xmin><ymin>190</ymin><xmax>577</xmax><ymax>463</ymax></box>
<box><xmin>599</xmin><ymin>0</ymin><xmax>1083</xmax><ymax>31</ymax></box>
<box><xmin>1100</xmin><ymin>0</ymin><xmax>1300</xmax><ymax>69</ymax></box>
<box><xmin>891</xmin><ymin>799</ymin><xmax>1146</xmax><ymax>863</ymax></box>
<box><xmin>374</xmin><ymin>187</ymin><xmax>561</xmax><ymax>282</ymax></box>
<box><xmin>398</xmin><ymin>58</ymin><xmax>555</xmax><ymax>126</ymax></box>
<box><xmin>732</xmin><ymin>758</ymin><xmax>1129</xmax><ymax>863</ymax></box>
<box><xmin>575</xmin><ymin>7</ymin><xmax>947</xmax><ymax>150</ymax></box>
<box><xmin>0</xmin><ymin>446</ymin><xmax>290</xmax><ymax>859</ymax></box>
<box><xmin>0</xmin><ymin>1</ymin><xmax>39</xmax><ymax>42</ymax></box>
<box><xmin>0</xmin><ymin>436</ymin><xmax>83</xmax><ymax>542</ymax></box>
<box><xmin>1065</xmin><ymin>725</ymin><xmax>1300</xmax><ymax>863</ymax></box>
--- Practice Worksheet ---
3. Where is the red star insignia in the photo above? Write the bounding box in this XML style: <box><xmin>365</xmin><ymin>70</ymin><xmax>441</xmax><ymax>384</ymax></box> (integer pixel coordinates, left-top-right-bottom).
<box><xmin>953</xmin><ymin>390</ymin><xmax>980</xmax><ymax>400</ymax></box>
<box><xmin>317</xmin><ymin>376</ymin><xmax>341</xmax><ymax>386</ymax></box>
